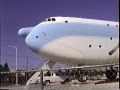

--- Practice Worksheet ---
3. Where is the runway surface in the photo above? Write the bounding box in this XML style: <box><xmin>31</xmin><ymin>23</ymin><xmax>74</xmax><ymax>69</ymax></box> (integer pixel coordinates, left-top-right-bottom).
<box><xmin>0</xmin><ymin>79</ymin><xmax>119</xmax><ymax>90</ymax></box>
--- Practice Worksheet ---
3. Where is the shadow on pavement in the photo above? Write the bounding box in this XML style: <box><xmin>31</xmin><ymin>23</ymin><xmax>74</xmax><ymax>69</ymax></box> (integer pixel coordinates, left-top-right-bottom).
<box><xmin>95</xmin><ymin>78</ymin><xmax>119</xmax><ymax>85</ymax></box>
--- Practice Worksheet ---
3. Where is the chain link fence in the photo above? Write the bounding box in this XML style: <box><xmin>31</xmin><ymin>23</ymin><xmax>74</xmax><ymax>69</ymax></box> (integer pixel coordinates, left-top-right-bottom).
<box><xmin>0</xmin><ymin>66</ymin><xmax>119</xmax><ymax>90</ymax></box>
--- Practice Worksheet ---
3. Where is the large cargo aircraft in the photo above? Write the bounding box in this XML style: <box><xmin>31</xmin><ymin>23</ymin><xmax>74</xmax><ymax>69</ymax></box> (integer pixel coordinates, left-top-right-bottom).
<box><xmin>18</xmin><ymin>17</ymin><xmax>119</xmax><ymax>85</ymax></box>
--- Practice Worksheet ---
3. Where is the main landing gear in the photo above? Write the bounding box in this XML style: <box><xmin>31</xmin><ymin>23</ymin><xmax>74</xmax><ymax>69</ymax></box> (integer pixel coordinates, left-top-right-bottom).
<box><xmin>75</xmin><ymin>66</ymin><xmax>118</xmax><ymax>83</ymax></box>
<box><xmin>106</xmin><ymin>66</ymin><xmax>118</xmax><ymax>81</ymax></box>
<box><xmin>72</xmin><ymin>69</ymin><xmax>88</xmax><ymax>82</ymax></box>
<box><xmin>78</xmin><ymin>74</ymin><xmax>88</xmax><ymax>82</ymax></box>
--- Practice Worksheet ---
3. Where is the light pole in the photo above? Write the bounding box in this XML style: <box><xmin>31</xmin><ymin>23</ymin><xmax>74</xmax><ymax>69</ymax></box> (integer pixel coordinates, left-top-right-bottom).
<box><xmin>8</xmin><ymin>45</ymin><xmax>18</xmax><ymax>85</ymax></box>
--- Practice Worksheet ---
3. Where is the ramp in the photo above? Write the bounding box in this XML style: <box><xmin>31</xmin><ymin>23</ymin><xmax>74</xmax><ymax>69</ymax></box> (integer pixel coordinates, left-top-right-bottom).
<box><xmin>26</xmin><ymin>60</ymin><xmax>55</xmax><ymax>86</ymax></box>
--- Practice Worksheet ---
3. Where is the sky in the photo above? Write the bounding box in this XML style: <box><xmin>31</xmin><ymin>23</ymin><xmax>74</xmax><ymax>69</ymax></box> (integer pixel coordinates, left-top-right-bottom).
<box><xmin>0</xmin><ymin>0</ymin><xmax>119</xmax><ymax>70</ymax></box>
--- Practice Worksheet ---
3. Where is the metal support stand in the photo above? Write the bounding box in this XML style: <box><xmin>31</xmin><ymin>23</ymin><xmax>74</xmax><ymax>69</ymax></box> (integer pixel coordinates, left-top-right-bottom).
<box><xmin>26</xmin><ymin>60</ymin><xmax>55</xmax><ymax>86</ymax></box>
<box><xmin>40</xmin><ymin>70</ymin><xmax>43</xmax><ymax>90</ymax></box>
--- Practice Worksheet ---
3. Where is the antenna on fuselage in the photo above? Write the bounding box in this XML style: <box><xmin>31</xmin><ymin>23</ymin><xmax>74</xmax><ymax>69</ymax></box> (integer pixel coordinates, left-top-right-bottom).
<box><xmin>108</xmin><ymin>43</ymin><xmax>119</xmax><ymax>55</ymax></box>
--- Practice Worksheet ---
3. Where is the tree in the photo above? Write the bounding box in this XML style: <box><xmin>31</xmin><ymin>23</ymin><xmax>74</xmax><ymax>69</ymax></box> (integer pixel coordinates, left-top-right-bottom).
<box><xmin>0</xmin><ymin>64</ymin><xmax>4</xmax><ymax>72</ymax></box>
<box><xmin>3</xmin><ymin>63</ymin><xmax>10</xmax><ymax>72</ymax></box>
<box><xmin>0</xmin><ymin>64</ymin><xmax>4</xmax><ymax>85</ymax></box>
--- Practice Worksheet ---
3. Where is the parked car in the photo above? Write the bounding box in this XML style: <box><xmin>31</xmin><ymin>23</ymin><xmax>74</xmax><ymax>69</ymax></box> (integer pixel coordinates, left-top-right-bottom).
<box><xmin>37</xmin><ymin>71</ymin><xmax>71</xmax><ymax>86</ymax></box>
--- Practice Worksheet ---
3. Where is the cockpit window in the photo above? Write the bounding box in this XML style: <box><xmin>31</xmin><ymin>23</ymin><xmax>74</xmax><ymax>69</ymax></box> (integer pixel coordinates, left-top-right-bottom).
<box><xmin>52</xmin><ymin>18</ymin><xmax>56</xmax><ymax>21</ymax></box>
<box><xmin>43</xmin><ymin>18</ymin><xmax>56</xmax><ymax>22</ymax></box>
<box><xmin>48</xmin><ymin>18</ymin><xmax>51</xmax><ymax>21</ymax></box>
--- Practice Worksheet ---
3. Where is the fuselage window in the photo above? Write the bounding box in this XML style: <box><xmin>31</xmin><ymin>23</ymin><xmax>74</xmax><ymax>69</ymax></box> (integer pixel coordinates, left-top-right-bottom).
<box><xmin>99</xmin><ymin>45</ymin><xmax>102</xmax><ymax>48</ymax></box>
<box><xmin>110</xmin><ymin>37</ymin><xmax>112</xmax><ymax>40</ymax></box>
<box><xmin>65</xmin><ymin>21</ymin><xmax>68</xmax><ymax>23</ymax></box>
<box><xmin>107</xmin><ymin>24</ymin><xmax>109</xmax><ymax>26</ymax></box>
<box><xmin>116</xmin><ymin>25</ymin><xmax>118</xmax><ymax>27</ymax></box>
<box><xmin>36</xmin><ymin>36</ymin><xmax>39</xmax><ymax>38</ymax></box>
<box><xmin>89</xmin><ymin>45</ymin><xmax>92</xmax><ymax>48</ymax></box>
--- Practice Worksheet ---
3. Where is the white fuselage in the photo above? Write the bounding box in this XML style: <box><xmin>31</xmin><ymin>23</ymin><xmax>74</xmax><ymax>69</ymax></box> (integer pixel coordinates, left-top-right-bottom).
<box><xmin>39</xmin><ymin>36</ymin><xmax>119</xmax><ymax>65</ymax></box>
<box><xmin>18</xmin><ymin>17</ymin><xmax>119</xmax><ymax>65</ymax></box>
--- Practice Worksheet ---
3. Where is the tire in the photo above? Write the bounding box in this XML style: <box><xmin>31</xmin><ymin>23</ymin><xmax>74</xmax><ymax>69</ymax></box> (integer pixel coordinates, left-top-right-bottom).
<box><xmin>61</xmin><ymin>78</ymin><xmax>70</xmax><ymax>84</ymax></box>
<box><xmin>78</xmin><ymin>74</ymin><xmax>87</xmax><ymax>82</ymax></box>
<box><xmin>61</xmin><ymin>81</ymin><xmax>65</xmax><ymax>85</ymax></box>
<box><xmin>106</xmin><ymin>69</ymin><xmax>117</xmax><ymax>81</ymax></box>
<box><xmin>44</xmin><ymin>80</ymin><xmax>50</xmax><ymax>86</ymax></box>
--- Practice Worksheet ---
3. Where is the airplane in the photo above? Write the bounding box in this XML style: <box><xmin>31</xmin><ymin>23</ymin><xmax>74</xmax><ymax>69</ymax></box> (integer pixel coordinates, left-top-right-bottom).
<box><xmin>18</xmin><ymin>16</ymin><xmax>119</xmax><ymax>86</ymax></box>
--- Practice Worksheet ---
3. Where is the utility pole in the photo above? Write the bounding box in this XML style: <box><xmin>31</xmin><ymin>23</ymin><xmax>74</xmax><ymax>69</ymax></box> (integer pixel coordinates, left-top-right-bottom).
<box><xmin>116</xmin><ymin>0</ymin><xmax>119</xmax><ymax>20</ymax></box>
<box><xmin>8</xmin><ymin>45</ymin><xmax>18</xmax><ymax>85</ymax></box>
<box><xmin>26</xmin><ymin>56</ymin><xmax>28</xmax><ymax>71</ymax></box>
<box><xmin>26</xmin><ymin>56</ymin><xmax>28</xmax><ymax>82</ymax></box>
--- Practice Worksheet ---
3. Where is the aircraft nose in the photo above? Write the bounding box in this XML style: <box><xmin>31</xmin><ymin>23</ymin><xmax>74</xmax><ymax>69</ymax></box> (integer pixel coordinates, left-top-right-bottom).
<box><xmin>25</xmin><ymin>34</ymin><xmax>40</xmax><ymax>52</ymax></box>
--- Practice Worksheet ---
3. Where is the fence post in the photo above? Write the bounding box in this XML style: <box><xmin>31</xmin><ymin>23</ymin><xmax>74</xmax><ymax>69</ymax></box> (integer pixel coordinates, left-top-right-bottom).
<box><xmin>40</xmin><ymin>69</ymin><xmax>43</xmax><ymax>90</ymax></box>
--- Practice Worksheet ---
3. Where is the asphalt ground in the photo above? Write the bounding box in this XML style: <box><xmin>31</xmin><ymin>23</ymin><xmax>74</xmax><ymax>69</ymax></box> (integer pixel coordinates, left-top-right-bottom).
<box><xmin>0</xmin><ymin>79</ymin><xmax>119</xmax><ymax>90</ymax></box>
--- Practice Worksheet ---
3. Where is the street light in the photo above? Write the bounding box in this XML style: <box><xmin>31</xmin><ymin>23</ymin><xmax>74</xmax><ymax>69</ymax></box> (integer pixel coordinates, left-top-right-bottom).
<box><xmin>8</xmin><ymin>45</ymin><xmax>18</xmax><ymax>85</ymax></box>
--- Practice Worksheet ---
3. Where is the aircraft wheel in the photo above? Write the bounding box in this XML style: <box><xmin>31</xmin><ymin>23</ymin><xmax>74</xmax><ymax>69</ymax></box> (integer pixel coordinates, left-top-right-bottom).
<box><xmin>106</xmin><ymin>69</ymin><xmax>117</xmax><ymax>81</ymax></box>
<box><xmin>78</xmin><ymin>74</ymin><xmax>87</xmax><ymax>82</ymax></box>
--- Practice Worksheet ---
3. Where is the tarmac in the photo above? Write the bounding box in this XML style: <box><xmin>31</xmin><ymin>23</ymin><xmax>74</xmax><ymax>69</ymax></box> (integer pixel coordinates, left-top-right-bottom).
<box><xmin>0</xmin><ymin>79</ymin><xmax>119</xmax><ymax>90</ymax></box>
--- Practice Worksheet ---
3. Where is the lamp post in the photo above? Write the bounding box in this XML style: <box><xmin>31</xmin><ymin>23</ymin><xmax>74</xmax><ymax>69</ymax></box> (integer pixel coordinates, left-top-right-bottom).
<box><xmin>8</xmin><ymin>45</ymin><xmax>18</xmax><ymax>85</ymax></box>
